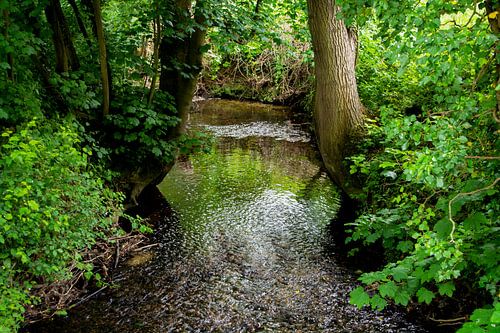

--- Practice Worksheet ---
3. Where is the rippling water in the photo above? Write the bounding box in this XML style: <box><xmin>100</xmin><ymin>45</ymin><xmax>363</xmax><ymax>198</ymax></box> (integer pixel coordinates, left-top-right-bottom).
<box><xmin>30</xmin><ymin>99</ymin><xmax>427</xmax><ymax>332</ymax></box>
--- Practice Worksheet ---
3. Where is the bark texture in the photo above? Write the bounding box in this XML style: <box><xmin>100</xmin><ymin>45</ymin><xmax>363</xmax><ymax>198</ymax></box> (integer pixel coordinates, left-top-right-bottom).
<box><xmin>160</xmin><ymin>0</ymin><xmax>207</xmax><ymax>138</ymax></box>
<box><xmin>148</xmin><ymin>10</ymin><xmax>161</xmax><ymax>107</ymax></box>
<box><xmin>307</xmin><ymin>0</ymin><xmax>363</xmax><ymax>187</ymax></box>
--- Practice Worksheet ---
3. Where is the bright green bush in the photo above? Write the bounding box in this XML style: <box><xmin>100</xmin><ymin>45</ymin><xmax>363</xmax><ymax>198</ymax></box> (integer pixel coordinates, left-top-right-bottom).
<box><xmin>341</xmin><ymin>1</ymin><xmax>499</xmax><ymax>328</ymax></box>
<box><xmin>0</xmin><ymin>119</ymin><xmax>122</xmax><ymax>332</ymax></box>
<box><xmin>346</xmin><ymin>107</ymin><xmax>499</xmax><ymax>325</ymax></box>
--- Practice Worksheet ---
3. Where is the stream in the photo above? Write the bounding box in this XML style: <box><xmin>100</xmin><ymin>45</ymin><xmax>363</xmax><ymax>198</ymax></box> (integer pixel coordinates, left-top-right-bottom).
<box><xmin>30</xmin><ymin>100</ymin><xmax>428</xmax><ymax>332</ymax></box>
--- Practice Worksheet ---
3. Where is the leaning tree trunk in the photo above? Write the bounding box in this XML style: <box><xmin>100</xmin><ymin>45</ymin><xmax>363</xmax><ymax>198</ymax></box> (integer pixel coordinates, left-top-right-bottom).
<box><xmin>124</xmin><ymin>0</ymin><xmax>207</xmax><ymax>207</ymax></box>
<box><xmin>307</xmin><ymin>0</ymin><xmax>363</xmax><ymax>188</ymax></box>
<box><xmin>68</xmin><ymin>0</ymin><xmax>92</xmax><ymax>48</ymax></box>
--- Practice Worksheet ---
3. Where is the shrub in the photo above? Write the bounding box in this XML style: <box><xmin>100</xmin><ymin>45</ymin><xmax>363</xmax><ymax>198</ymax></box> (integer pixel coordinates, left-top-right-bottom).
<box><xmin>0</xmin><ymin>119</ymin><xmax>122</xmax><ymax>332</ymax></box>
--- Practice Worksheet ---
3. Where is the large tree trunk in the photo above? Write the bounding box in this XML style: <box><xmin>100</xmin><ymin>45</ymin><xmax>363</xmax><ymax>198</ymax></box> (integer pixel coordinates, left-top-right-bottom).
<box><xmin>307</xmin><ymin>0</ymin><xmax>363</xmax><ymax>188</ymax></box>
<box><xmin>45</xmin><ymin>0</ymin><xmax>80</xmax><ymax>73</ymax></box>
<box><xmin>160</xmin><ymin>0</ymin><xmax>207</xmax><ymax>138</ymax></box>
<box><xmin>147</xmin><ymin>9</ymin><xmax>161</xmax><ymax>107</ymax></box>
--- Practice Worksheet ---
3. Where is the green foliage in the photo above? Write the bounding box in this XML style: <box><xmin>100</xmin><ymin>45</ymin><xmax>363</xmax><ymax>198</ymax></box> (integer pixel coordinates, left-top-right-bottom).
<box><xmin>201</xmin><ymin>0</ymin><xmax>313</xmax><ymax>104</ymax></box>
<box><xmin>343</xmin><ymin>0</ymin><xmax>500</xmax><ymax>329</ymax></box>
<box><xmin>355</xmin><ymin>23</ymin><xmax>423</xmax><ymax>113</ymax></box>
<box><xmin>48</xmin><ymin>72</ymin><xmax>101</xmax><ymax>112</ymax></box>
<box><xmin>458</xmin><ymin>303</ymin><xmax>500</xmax><ymax>333</ymax></box>
<box><xmin>0</xmin><ymin>119</ymin><xmax>123</xmax><ymax>332</ymax></box>
<box><xmin>106</xmin><ymin>89</ymin><xmax>180</xmax><ymax>165</ymax></box>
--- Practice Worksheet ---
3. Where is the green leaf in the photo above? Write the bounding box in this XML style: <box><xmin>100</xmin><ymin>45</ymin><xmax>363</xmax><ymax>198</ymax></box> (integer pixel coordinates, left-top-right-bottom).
<box><xmin>391</xmin><ymin>266</ymin><xmax>408</xmax><ymax>282</ymax></box>
<box><xmin>370</xmin><ymin>294</ymin><xmax>388</xmax><ymax>310</ymax></box>
<box><xmin>152</xmin><ymin>147</ymin><xmax>162</xmax><ymax>156</ymax></box>
<box><xmin>470</xmin><ymin>308</ymin><xmax>494</xmax><ymax>325</ymax></box>
<box><xmin>416</xmin><ymin>287</ymin><xmax>435</xmax><ymax>304</ymax></box>
<box><xmin>359</xmin><ymin>271</ymin><xmax>387</xmax><ymax>284</ymax></box>
<box><xmin>349</xmin><ymin>286</ymin><xmax>370</xmax><ymax>309</ymax></box>
<box><xmin>434</xmin><ymin>218</ymin><xmax>452</xmax><ymax>239</ymax></box>
<box><xmin>379</xmin><ymin>281</ymin><xmax>397</xmax><ymax>298</ymax></box>
<box><xmin>393</xmin><ymin>290</ymin><xmax>410</xmax><ymax>306</ymax></box>
<box><xmin>54</xmin><ymin>310</ymin><xmax>68</xmax><ymax>316</ymax></box>
<box><xmin>491</xmin><ymin>308</ymin><xmax>500</xmax><ymax>324</ymax></box>
<box><xmin>463</xmin><ymin>213</ymin><xmax>488</xmax><ymax>231</ymax></box>
<box><xmin>438</xmin><ymin>282</ymin><xmax>455</xmax><ymax>297</ymax></box>
<box><xmin>456</xmin><ymin>323</ymin><xmax>486</xmax><ymax>333</ymax></box>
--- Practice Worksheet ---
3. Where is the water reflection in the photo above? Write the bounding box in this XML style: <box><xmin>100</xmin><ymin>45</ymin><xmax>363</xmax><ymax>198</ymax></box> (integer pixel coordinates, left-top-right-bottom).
<box><xmin>29</xmin><ymin>99</ymin><xmax>427</xmax><ymax>333</ymax></box>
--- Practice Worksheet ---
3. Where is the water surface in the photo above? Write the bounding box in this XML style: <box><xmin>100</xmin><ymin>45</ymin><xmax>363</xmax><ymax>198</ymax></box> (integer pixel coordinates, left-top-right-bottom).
<box><xmin>30</xmin><ymin>99</ymin><xmax>426</xmax><ymax>332</ymax></box>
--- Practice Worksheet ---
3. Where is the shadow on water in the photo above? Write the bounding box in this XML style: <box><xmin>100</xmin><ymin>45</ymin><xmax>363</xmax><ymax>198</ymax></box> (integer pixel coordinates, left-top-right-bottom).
<box><xmin>28</xmin><ymin>99</ymin><xmax>429</xmax><ymax>333</ymax></box>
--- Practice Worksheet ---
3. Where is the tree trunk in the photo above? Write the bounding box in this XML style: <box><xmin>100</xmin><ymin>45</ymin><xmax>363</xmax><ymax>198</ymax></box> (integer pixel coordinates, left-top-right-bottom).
<box><xmin>122</xmin><ymin>0</ymin><xmax>207</xmax><ymax>207</ymax></box>
<box><xmin>45</xmin><ymin>0</ymin><xmax>80</xmax><ymax>73</ymax></box>
<box><xmin>92</xmin><ymin>0</ymin><xmax>110</xmax><ymax>116</ymax></box>
<box><xmin>148</xmin><ymin>11</ymin><xmax>161</xmax><ymax>107</ymax></box>
<box><xmin>159</xmin><ymin>0</ymin><xmax>207</xmax><ymax>138</ymax></box>
<box><xmin>306</xmin><ymin>0</ymin><xmax>363</xmax><ymax>187</ymax></box>
<box><xmin>68</xmin><ymin>0</ymin><xmax>92</xmax><ymax>49</ymax></box>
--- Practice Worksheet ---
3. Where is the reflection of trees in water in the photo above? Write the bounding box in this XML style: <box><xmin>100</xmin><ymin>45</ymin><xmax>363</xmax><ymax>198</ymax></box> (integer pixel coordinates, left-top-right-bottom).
<box><xmin>192</xmin><ymin>99</ymin><xmax>291</xmax><ymax>126</ymax></box>
<box><xmin>217</xmin><ymin>136</ymin><xmax>320</xmax><ymax>180</ymax></box>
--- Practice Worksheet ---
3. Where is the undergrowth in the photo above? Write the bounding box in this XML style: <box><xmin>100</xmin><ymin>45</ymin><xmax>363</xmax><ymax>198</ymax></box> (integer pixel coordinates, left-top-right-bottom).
<box><xmin>0</xmin><ymin>119</ymin><xmax>123</xmax><ymax>332</ymax></box>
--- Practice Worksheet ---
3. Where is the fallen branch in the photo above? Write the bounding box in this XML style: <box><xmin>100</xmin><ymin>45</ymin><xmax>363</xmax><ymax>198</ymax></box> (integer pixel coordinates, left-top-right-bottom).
<box><xmin>114</xmin><ymin>240</ymin><xmax>120</xmax><ymax>269</ymax></box>
<box><xmin>429</xmin><ymin>316</ymin><xmax>467</xmax><ymax>323</ymax></box>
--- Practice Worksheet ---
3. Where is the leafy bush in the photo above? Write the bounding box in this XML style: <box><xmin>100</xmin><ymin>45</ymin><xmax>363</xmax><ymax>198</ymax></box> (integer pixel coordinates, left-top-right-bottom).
<box><xmin>346</xmin><ymin>106</ymin><xmax>499</xmax><ymax>321</ymax></box>
<box><xmin>106</xmin><ymin>90</ymin><xmax>180</xmax><ymax>166</ymax></box>
<box><xmin>0</xmin><ymin>119</ymin><xmax>122</xmax><ymax>332</ymax></box>
<box><xmin>341</xmin><ymin>2</ymin><xmax>499</xmax><ymax>328</ymax></box>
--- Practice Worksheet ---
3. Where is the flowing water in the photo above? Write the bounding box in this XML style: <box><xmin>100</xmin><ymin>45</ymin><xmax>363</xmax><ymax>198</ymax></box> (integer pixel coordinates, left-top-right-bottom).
<box><xmin>30</xmin><ymin>100</ymin><xmax>428</xmax><ymax>332</ymax></box>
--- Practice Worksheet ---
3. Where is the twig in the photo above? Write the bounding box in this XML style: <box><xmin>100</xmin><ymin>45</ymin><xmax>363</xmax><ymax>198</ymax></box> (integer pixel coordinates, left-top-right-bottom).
<box><xmin>429</xmin><ymin>316</ymin><xmax>467</xmax><ymax>323</ymax></box>
<box><xmin>448</xmin><ymin>178</ymin><xmax>500</xmax><ymax>242</ymax></box>
<box><xmin>62</xmin><ymin>271</ymin><xmax>84</xmax><ymax>297</ymax></box>
<box><xmin>437</xmin><ymin>322</ymin><xmax>466</xmax><ymax>326</ymax></box>
<box><xmin>69</xmin><ymin>286</ymin><xmax>108</xmax><ymax>309</ymax></box>
<box><xmin>465</xmin><ymin>155</ymin><xmax>500</xmax><ymax>160</ymax></box>
<box><xmin>133</xmin><ymin>243</ymin><xmax>159</xmax><ymax>251</ymax></box>
<box><xmin>114</xmin><ymin>240</ymin><xmax>120</xmax><ymax>269</ymax></box>
<box><xmin>108</xmin><ymin>234</ymin><xmax>138</xmax><ymax>241</ymax></box>
<box><xmin>422</xmin><ymin>190</ymin><xmax>443</xmax><ymax>207</ymax></box>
